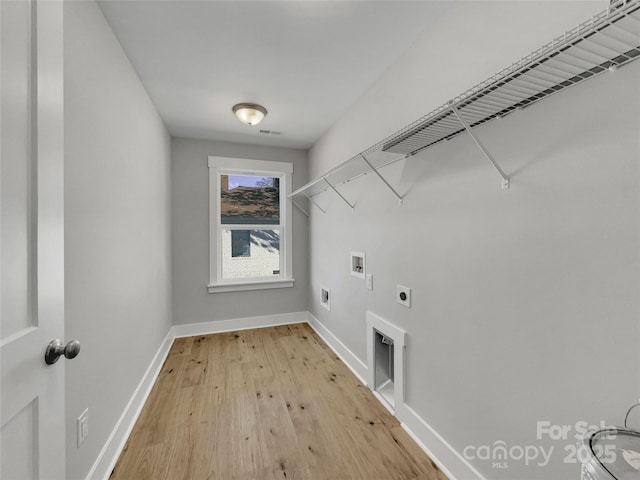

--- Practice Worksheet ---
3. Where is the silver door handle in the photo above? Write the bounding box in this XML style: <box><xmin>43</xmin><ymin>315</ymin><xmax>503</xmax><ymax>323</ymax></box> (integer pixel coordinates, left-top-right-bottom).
<box><xmin>45</xmin><ymin>339</ymin><xmax>81</xmax><ymax>365</ymax></box>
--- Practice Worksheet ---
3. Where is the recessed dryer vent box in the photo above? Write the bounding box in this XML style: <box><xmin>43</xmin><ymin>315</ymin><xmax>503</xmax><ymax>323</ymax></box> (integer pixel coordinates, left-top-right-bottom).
<box><xmin>350</xmin><ymin>252</ymin><xmax>365</xmax><ymax>279</ymax></box>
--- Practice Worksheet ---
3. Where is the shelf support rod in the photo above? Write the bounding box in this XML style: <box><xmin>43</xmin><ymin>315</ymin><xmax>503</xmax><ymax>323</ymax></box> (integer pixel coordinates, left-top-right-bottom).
<box><xmin>450</xmin><ymin>105</ymin><xmax>510</xmax><ymax>189</ymax></box>
<box><xmin>290</xmin><ymin>197</ymin><xmax>310</xmax><ymax>217</ymax></box>
<box><xmin>303</xmin><ymin>192</ymin><xmax>327</xmax><ymax>214</ymax></box>
<box><xmin>360</xmin><ymin>154</ymin><xmax>404</xmax><ymax>205</ymax></box>
<box><xmin>323</xmin><ymin>177</ymin><xmax>355</xmax><ymax>210</ymax></box>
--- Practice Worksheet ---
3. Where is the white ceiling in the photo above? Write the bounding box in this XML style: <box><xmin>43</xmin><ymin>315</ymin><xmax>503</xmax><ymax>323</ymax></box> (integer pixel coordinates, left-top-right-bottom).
<box><xmin>97</xmin><ymin>1</ymin><xmax>452</xmax><ymax>150</ymax></box>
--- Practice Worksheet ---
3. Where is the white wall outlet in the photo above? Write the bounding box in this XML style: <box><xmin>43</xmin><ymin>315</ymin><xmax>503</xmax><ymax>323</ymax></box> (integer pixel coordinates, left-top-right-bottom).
<box><xmin>397</xmin><ymin>285</ymin><xmax>411</xmax><ymax>308</ymax></box>
<box><xmin>77</xmin><ymin>408</ymin><xmax>89</xmax><ymax>447</ymax></box>
<box><xmin>366</xmin><ymin>274</ymin><xmax>373</xmax><ymax>291</ymax></box>
<box><xmin>320</xmin><ymin>287</ymin><xmax>331</xmax><ymax>311</ymax></box>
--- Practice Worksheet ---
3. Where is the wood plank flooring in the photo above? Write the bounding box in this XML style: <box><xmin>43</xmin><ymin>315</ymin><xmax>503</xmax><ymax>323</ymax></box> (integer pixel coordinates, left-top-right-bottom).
<box><xmin>111</xmin><ymin>323</ymin><xmax>448</xmax><ymax>480</ymax></box>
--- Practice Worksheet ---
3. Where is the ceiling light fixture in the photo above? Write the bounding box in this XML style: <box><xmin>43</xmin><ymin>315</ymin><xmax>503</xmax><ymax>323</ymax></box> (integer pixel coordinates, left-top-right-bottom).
<box><xmin>232</xmin><ymin>103</ymin><xmax>267</xmax><ymax>126</ymax></box>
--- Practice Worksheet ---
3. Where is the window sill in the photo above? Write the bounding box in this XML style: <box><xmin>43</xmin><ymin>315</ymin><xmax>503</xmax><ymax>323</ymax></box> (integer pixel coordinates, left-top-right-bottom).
<box><xmin>207</xmin><ymin>278</ymin><xmax>295</xmax><ymax>294</ymax></box>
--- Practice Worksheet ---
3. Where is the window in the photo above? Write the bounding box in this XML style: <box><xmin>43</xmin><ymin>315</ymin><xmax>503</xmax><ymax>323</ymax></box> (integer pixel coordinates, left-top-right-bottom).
<box><xmin>208</xmin><ymin>156</ymin><xmax>294</xmax><ymax>293</ymax></box>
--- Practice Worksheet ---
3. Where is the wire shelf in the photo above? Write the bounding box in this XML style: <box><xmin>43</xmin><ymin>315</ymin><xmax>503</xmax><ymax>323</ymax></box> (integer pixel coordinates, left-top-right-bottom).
<box><xmin>290</xmin><ymin>0</ymin><xmax>640</xmax><ymax>211</ymax></box>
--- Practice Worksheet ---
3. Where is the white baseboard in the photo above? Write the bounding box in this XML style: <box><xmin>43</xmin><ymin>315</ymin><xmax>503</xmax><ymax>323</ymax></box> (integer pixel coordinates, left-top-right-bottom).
<box><xmin>400</xmin><ymin>405</ymin><xmax>488</xmax><ymax>480</ymax></box>
<box><xmin>306</xmin><ymin>312</ymin><xmax>368</xmax><ymax>385</ymax></box>
<box><xmin>86</xmin><ymin>328</ymin><xmax>175</xmax><ymax>480</ymax></box>
<box><xmin>172</xmin><ymin>311</ymin><xmax>307</xmax><ymax>338</ymax></box>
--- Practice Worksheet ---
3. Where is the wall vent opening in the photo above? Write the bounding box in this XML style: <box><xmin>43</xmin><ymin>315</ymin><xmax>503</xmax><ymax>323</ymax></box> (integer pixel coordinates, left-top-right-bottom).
<box><xmin>374</xmin><ymin>332</ymin><xmax>394</xmax><ymax>407</ymax></box>
<box><xmin>366</xmin><ymin>311</ymin><xmax>406</xmax><ymax>416</ymax></box>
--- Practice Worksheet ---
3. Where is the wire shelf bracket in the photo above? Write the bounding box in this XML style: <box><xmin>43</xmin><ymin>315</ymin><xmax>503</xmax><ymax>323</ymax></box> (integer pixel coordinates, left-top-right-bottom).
<box><xmin>304</xmin><ymin>191</ymin><xmax>327</xmax><ymax>214</ymax></box>
<box><xmin>450</xmin><ymin>104</ymin><xmax>510</xmax><ymax>189</ymax></box>
<box><xmin>324</xmin><ymin>177</ymin><xmax>355</xmax><ymax>211</ymax></box>
<box><xmin>360</xmin><ymin>154</ymin><xmax>405</xmax><ymax>204</ymax></box>
<box><xmin>291</xmin><ymin>198</ymin><xmax>310</xmax><ymax>217</ymax></box>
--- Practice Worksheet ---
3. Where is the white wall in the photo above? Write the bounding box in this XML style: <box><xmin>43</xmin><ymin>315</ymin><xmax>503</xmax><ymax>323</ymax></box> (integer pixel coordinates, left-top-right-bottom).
<box><xmin>64</xmin><ymin>2</ymin><xmax>172</xmax><ymax>479</ymax></box>
<box><xmin>171</xmin><ymin>137</ymin><xmax>308</xmax><ymax>324</ymax></box>
<box><xmin>308</xmin><ymin>2</ymin><xmax>639</xmax><ymax>479</ymax></box>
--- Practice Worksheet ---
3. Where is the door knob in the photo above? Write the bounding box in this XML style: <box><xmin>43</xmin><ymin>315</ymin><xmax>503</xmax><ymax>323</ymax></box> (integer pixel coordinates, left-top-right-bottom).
<box><xmin>45</xmin><ymin>339</ymin><xmax>81</xmax><ymax>365</ymax></box>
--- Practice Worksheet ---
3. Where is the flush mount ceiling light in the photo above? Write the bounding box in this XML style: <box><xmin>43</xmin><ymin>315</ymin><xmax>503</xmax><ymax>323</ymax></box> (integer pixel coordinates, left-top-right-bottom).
<box><xmin>232</xmin><ymin>103</ymin><xmax>267</xmax><ymax>126</ymax></box>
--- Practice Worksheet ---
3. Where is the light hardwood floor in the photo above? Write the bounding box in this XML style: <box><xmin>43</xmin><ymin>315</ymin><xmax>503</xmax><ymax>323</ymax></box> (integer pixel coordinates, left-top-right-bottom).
<box><xmin>111</xmin><ymin>323</ymin><xmax>448</xmax><ymax>480</ymax></box>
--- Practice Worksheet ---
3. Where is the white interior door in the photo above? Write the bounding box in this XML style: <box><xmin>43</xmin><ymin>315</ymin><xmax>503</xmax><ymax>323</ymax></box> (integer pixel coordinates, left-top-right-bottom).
<box><xmin>0</xmin><ymin>1</ymin><xmax>65</xmax><ymax>479</ymax></box>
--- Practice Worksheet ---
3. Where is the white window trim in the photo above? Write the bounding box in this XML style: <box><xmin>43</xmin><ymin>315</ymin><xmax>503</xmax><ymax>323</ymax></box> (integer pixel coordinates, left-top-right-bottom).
<box><xmin>207</xmin><ymin>156</ymin><xmax>294</xmax><ymax>293</ymax></box>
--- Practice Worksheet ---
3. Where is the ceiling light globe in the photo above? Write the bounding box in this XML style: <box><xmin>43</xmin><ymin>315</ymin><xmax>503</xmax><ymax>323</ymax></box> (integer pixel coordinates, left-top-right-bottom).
<box><xmin>232</xmin><ymin>103</ymin><xmax>267</xmax><ymax>126</ymax></box>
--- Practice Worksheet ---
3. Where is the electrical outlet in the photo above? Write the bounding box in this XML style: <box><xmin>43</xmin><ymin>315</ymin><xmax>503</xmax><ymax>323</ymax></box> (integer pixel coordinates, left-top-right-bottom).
<box><xmin>77</xmin><ymin>408</ymin><xmax>89</xmax><ymax>447</ymax></box>
<box><xmin>320</xmin><ymin>287</ymin><xmax>331</xmax><ymax>311</ymax></box>
<box><xmin>366</xmin><ymin>274</ymin><xmax>373</xmax><ymax>291</ymax></box>
<box><xmin>397</xmin><ymin>285</ymin><xmax>411</xmax><ymax>308</ymax></box>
